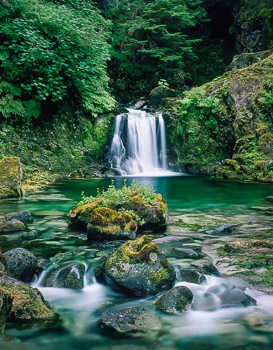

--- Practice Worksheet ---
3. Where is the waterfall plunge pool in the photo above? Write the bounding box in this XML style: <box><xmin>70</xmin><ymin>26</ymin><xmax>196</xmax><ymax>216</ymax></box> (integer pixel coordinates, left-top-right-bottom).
<box><xmin>1</xmin><ymin>175</ymin><xmax>273</xmax><ymax>350</ymax></box>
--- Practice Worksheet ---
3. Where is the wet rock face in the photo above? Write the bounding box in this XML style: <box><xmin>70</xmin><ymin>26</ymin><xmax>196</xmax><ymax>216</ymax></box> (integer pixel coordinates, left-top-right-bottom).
<box><xmin>0</xmin><ymin>276</ymin><xmax>55</xmax><ymax>321</ymax></box>
<box><xmin>98</xmin><ymin>307</ymin><xmax>161</xmax><ymax>334</ymax></box>
<box><xmin>0</xmin><ymin>216</ymin><xmax>25</xmax><ymax>234</ymax></box>
<box><xmin>155</xmin><ymin>286</ymin><xmax>193</xmax><ymax>314</ymax></box>
<box><xmin>4</xmin><ymin>210</ymin><xmax>33</xmax><ymax>225</ymax></box>
<box><xmin>4</xmin><ymin>248</ymin><xmax>37</xmax><ymax>282</ymax></box>
<box><xmin>44</xmin><ymin>263</ymin><xmax>85</xmax><ymax>289</ymax></box>
<box><xmin>191</xmin><ymin>259</ymin><xmax>218</xmax><ymax>275</ymax></box>
<box><xmin>0</xmin><ymin>157</ymin><xmax>23</xmax><ymax>199</ymax></box>
<box><xmin>99</xmin><ymin>235</ymin><xmax>176</xmax><ymax>296</ymax></box>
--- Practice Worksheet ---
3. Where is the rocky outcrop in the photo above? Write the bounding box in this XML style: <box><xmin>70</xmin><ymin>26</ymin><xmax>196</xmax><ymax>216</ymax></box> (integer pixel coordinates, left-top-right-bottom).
<box><xmin>0</xmin><ymin>157</ymin><xmax>23</xmax><ymax>199</ymax></box>
<box><xmin>166</xmin><ymin>53</ymin><xmax>273</xmax><ymax>182</ymax></box>
<box><xmin>96</xmin><ymin>235</ymin><xmax>176</xmax><ymax>296</ymax></box>
<box><xmin>155</xmin><ymin>286</ymin><xmax>193</xmax><ymax>314</ymax></box>
<box><xmin>44</xmin><ymin>263</ymin><xmax>85</xmax><ymax>289</ymax></box>
<box><xmin>98</xmin><ymin>307</ymin><xmax>161</xmax><ymax>334</ymax></box>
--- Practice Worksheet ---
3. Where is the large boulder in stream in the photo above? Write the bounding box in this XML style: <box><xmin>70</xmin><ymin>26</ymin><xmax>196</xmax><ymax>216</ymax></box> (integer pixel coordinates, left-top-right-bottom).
<box><xmin>98</xmin><ymin>307</ymin><xmax>161</xmax><ymax>334</ymax></box>
<box><xmin>3</xmin><ymin>248</ymin><xmax>37</xmax><ymax>282</ymax></box>
<box><xmin>96</xmin><ymin>235</ymin><xmax>176</xmax><ymax>296</ymax></box>
<box><xmin>0</xmin><ymin>157</ymin><xmax>23</xmax><ymax>199</ymax></box>
<box><xmin>67</xmin><ymin>190</ymin><xmax>169</xmax><ymax>239</ymax></box>
<box><xmin>0</xmin><ymin>276</ymin><xmax>55</xmax><ymax>321</ymax></box>
<box><xmin>44</xmin><ymin>263</ymin><xmax>85</xmax><ymax>289</ymax></box>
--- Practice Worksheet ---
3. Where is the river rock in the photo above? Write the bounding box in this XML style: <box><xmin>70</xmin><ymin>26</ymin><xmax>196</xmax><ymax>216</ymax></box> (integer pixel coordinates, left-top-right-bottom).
<box><xmin>98</xmin><ymin>307</ymin><xmax>161</xmax><ymax>334</ymax></box>
<box><xmin>208</xmin><ymin>285</ymin><xmax>256</xmax><ymax>308</ymax></box>
<box><xmin>243</xmin><ymin>312</ymin><xmax>273</xmax><ymax>333</ymax></box>
<box><xmin>44</xmin><ymin>263</ymin><xmax>85</xmax><ymax>289</ymax></box>
<box><xmin>155</xmin><ymin>286</ymin><xmax>193</xmax><ymax>314</ymax></box>
<box><xmin>179</xmin><ymin>268</ymin><xmax>207</xmax><ymax>284</ymax></box>
<box><xmin>191</xmin><ymin>259</ymin><xmax>218</xmax><ymax>275</ymax></box>
<box><xmin>0</xmin><ymin>285</ymin><xmax>12</xmax><ymax>335</ymax></box>
<box><xmin>171</xmin><ymin>248</ymin><xmax>199</xmax><ymax>258</ymax></box>
<box><xmin>0</xmin><ymin>216</ymin><xmax>25</xmax><ymax>234</ymax></box>
<box><xmin>0</xmin><ymin>157</ymin><xmax>23</xmax><ymax>199</ymax></box>
<box><xmin>4</xmin><ymin>210</ymin><xmax>33</xmax><ymax>225</ymax></box>
<box><xmin>152</xmin><ymin>236</ymin><xmax>194</xmax><ymax>245</ymax></box>
<box><xmin>4</xmin><ymin>248</ymin><xmax>37</xmax><ymax>282</ymax></box>
<box><xmin>0</xmin><ymin>276</ymin><xmax>55</xmax><ymax>321</ymax></box>
<box><xmin>23</xmin><ymin>229</ymin><xmax>38</xmax><ymax>240</ymax></box>
<box><xmin>215</xmin><ymin>224</ymin><xmax>234</xmax><ymax>234</ymax></box>
<box><xmin>99</xmin><ymin>235</ymin><xmax>176</xmax><ymax>296</ymax></box>
<box><xmin>87</xmin><ymin>207</ymin><xmax>137</xmax><ymax>241</ymax></box>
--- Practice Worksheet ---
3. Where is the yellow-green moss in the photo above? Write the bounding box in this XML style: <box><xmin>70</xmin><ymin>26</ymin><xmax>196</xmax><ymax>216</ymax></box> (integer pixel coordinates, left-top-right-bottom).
<box><xmin>0</xmin><ymin>157</ymin><xmax>22</xmax><ymax>199</ymax></box>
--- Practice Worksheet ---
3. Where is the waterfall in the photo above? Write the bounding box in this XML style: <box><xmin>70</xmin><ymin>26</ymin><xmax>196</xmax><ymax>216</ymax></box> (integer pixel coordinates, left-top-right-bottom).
<box><xmin>109</xmin><ymin>109</ymin><xmax>171</xmax><ymax>176</ymax></box>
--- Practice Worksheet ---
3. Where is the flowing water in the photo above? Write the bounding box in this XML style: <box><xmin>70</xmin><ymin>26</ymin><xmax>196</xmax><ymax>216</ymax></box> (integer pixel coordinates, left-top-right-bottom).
<box><xmin>109</xmin><ymin>109</ymin><xmax>174</xmax><ymax>176</ymax></box>
<box><xmin>1</xmin><ymin>176</ymin><xmax>273</xmax><ymax>350</ymax></box>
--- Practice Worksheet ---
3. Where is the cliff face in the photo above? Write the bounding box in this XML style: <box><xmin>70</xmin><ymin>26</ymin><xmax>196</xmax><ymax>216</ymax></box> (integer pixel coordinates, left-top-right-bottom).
<box><xmin>165</xmin><ymin>52</ymin><xmax>273</xmax><ymax>182</ymax></box>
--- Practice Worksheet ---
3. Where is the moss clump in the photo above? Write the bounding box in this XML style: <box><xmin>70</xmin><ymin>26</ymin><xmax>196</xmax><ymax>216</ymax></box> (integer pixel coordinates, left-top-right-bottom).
<box><xmin>0</xmin><ymin>157</ymin><xmax>22</xmax><ymax>199</ymax></box>
<box><xmin>150</xmin><ymin>267</ymin><xmax>175</xmax><ymax>288</ymax></box>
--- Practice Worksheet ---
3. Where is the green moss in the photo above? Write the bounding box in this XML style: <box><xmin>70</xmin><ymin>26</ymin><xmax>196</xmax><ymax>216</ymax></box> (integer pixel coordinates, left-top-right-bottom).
<box><xmin>0</xmin><ymin>157</ymin><xmax>22</xmax><ymax>198</ymax></box>
<box><xmin>150</xmin><ymin>267</ymin><xmax>175</xmax><ymax>288</ymax></box>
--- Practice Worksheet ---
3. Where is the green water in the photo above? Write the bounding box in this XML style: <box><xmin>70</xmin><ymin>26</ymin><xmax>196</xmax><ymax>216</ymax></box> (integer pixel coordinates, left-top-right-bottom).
<box><xmin>1</xmin><ymin>175</ymin><xmax>273</xmax><ymax>350</ymax></box>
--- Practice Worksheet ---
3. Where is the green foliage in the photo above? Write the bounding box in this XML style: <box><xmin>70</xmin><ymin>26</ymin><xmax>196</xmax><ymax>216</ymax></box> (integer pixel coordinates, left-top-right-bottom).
<box><xmin>101</xmin><ymin>0</ymin><xmax>206</xmax><ymax>101</ymax></box>
<box><xmin>0</xmin><ymin>0</ymin><xmax>115</xmax><ymax>121</ymax></box>
<box><xmin>79</xmin><ymin>179</ymin><xmax>157</xmax><ymax>226</ymax></box>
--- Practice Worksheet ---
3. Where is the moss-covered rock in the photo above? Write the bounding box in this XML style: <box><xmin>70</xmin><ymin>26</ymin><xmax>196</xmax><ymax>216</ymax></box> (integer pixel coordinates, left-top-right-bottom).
<box><xmin>155</xmin><ymin>286</ymin><xmax>193</xmax><ymax>314</ymax></box>
<box><xmin>0</xmin><ymin>157</ymin><xmax>22</xmax><ymax>199</ymax></box>
<box><xmin>44</xmin><ymin>263</ymin><xmax>85</xmax><ymax>289</ymax></box>
<box><xmin>99</xmin><ymin>235</ymin><xmax>176</xmax><ymax>296</ymax></box>
<box><xmin>87</xmin><ymin>207</ymin><xmax>137</xmax><ymax>240</ymax></box>
<box><xmin>0</xmin><ymin>276</ymin><xmax>55</xmax><ymax>321</ymax></box>
<box><xmin>0</xmin><ymin>286</ymin><xmax>12</xmax><ymax>335</ymax></box>
<box><xmin>0</xmin><ymin>216</ymin><xmax>25</xmax><ymax>234</ymax></box>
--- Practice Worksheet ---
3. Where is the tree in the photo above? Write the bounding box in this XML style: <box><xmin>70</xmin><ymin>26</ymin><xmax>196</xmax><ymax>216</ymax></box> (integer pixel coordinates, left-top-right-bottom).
<box><xmin>102</xmin><ymin>0</ymin><xmax>206</xmax><ymax>101</ymax></box>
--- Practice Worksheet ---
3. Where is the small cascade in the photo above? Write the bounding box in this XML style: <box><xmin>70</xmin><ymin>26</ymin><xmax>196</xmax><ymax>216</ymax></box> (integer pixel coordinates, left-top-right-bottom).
<box><xmin>109</xmin><ymin>109</ymin><xmax>171</xmax><ymax>176</ymax></box>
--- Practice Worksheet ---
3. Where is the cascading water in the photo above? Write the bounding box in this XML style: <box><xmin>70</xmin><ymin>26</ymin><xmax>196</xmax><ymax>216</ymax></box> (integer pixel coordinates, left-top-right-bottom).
<box><xmin>109</xmin><ymin>109</ymin><xmax>171</xmax><ymax>176</ymax></box>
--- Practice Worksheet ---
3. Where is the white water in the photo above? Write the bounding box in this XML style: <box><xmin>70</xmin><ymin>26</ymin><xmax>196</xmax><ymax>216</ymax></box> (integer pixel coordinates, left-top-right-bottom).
<box><xmin>110</xmin><ymin>109</ymin><xmax>176</xmax><ymax>176</ymax></box>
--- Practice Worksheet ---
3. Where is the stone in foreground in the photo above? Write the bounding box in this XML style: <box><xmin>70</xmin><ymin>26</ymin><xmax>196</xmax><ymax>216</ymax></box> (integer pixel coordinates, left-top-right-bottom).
<box><xmin>155</xmin><ymin>286</ymin><xmax>193</xmax><ymax>314</ymax></box>
<box><xmin>0</xmin><ymin>276</ymin><xmax>55</xmax><ymax>321</ymax></box>
<box><xmin>4</xmin><ymin>248</ymin><xmax>37</xmax><ymax>282</ymax></box>
<box><xmin>98</xmin><ymin>307</ymin><xmax>161</xmax><ymax>334</ymax></box>
<box><xmin>99</xmin><ymin>235</ymin><xmax>176</xmax><ymax>296</ymax></box>
<box><xmin>0</xmin><ymin>157</ymin><xmax>23</xmax><ymax>199</ymax></box>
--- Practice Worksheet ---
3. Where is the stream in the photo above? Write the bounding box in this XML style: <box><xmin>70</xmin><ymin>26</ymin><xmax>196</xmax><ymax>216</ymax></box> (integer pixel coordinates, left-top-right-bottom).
<box><xmin>1</xmin><ymin>175</ymin><xmax>273</xmax><ymax>350</ymax></box>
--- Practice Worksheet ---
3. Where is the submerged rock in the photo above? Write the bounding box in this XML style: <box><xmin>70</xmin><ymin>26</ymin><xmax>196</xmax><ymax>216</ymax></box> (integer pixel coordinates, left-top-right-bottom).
<box><xmin>215</xmin><ymin>224</ymin><xmax>234</xmax><ymax>234</ymax></box>
<box><xmin>4</xmin><ymin>248</ymin><xmax>37</xmax><ymax>282</ymax></box>
<box><xmin>87</xmin><ymin>207</ymin><xmax>137</xmax><ymax>241</ymax></box>
<box><xmin>179</xmin><ymin>268</ymin><xmax>207</xmax><ymax>284</ymax></box>
<box><xmin>0</xmin><ymin>157</ymin><xmax>23</xmax><ymax>199</ymax></box>
<box><xmin>0</xmin><ymin>276</ymin><xmax>55</xmax><ymax>321</ymax></box>
<box><xmin>243</xmin><ymin>312</ymin><xmax>273</xmax><ymax>333</ymax></box>
<box><xmin>23</xmin><ymin>229</ymin><xmax>38</xmax><ymax>240</ymax></box>
<box><xmin>98</xmin><ymin>307</ymin><xmax>161</xmax><ymax>334</ymax></box>
<box><xmin>0</xmin><ymin>216</ymin><xmax>25</xmax><ymax>234</ymax></box>
<box><xmin>155</xmin><ymin>286</ymin><xmax>193</xmax><ymax>314</ymax></box>
<box><xmin>44</xmin><ymin>263</ymin><xmax>85</xmax><ymax>289</ymax></box>
<box><xmin>171</xmin><ymin>248</ymin><xmax>199</xmax><ymax>259</ymax></box>
<box><xmin>152</xmin><ymin>236</ymin><xmax>194</xmax><ymax>245</ymax></box>
<box><xmin>191</xmin><ymin>259</ymin><xmax>218</xmax><ymax>275</ymax></box>
<box><xmin>4</xmin><ymin>210</ymin><xmax>33</xmax><ymax>225</ymax></box>
<box><xmin>99</xmin><ymin>235</ymin><xmax>176</xmax><ymax>296</ymax></box>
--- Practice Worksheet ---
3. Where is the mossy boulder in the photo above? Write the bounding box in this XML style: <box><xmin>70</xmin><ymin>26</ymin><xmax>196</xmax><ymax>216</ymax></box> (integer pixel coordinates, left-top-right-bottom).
<box><xmin>0</xmin><ymin>157</ymin><xmax>23</xmax><ymax>199</ymax></box>
<box><xmin>155</xmin><ymin>286</ymin><xmax>193</xmax><ymax>314</ymax></box>
<box><xmin>67</xmin><ymin>201</ymin><xmax>101</xmax><ymax>229</ymax></box>
<box><xmin>44</xmin><ymin>263</ymin><xmax>85</xmax><ymax>289</ymax></box>
<box><xmin>0</xmin><ymin>276</ymin><xmax>55</xmax><ymax>321</ymax></box>
<box><xmin>0</xmin><ymin>216</ymin><xmax>25</xmax><ymax>234</ymax></box>
<box><xmin>87</xmin><ymin>207</ymin><xmax>137</xmax><ymax>241</ymax></box>
<box><xmin>98</xmin><ymin>307</ymin><xmax>161</xmax><ymax>334</ymax></box>
<box><xmin>4</xmin><ymin>248</ymin><xmax>37</xmax><ymax>283</ymax></box>
<box><xmin>0</xmin><ymin>286</ymin><xmax>12</xmax><ymax>335</ymax></box>
<box><xmin>98</xmin><ymin>235</ymin><xmax>176</xmax><ymax>296</ymax></box>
